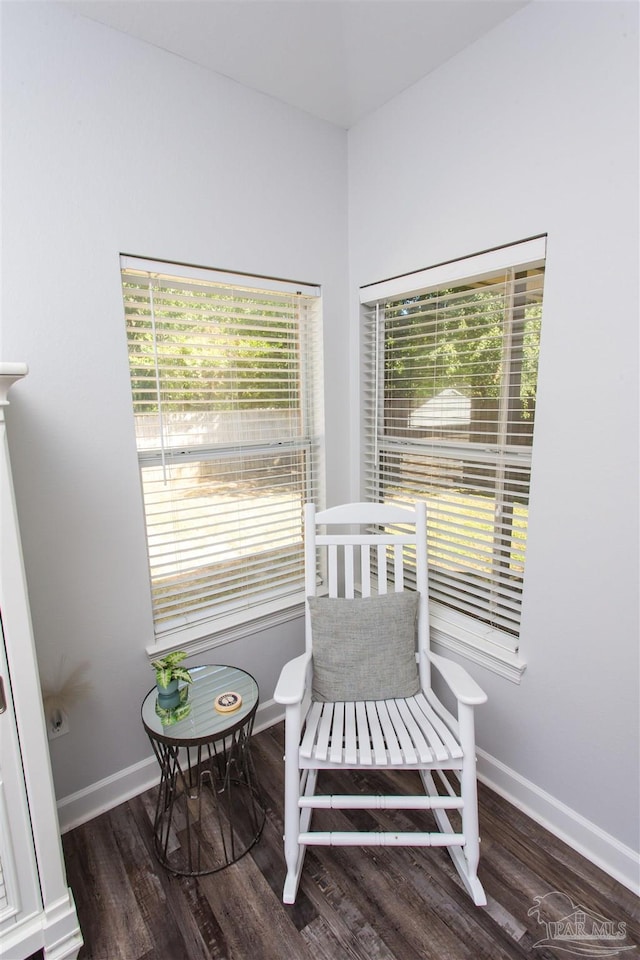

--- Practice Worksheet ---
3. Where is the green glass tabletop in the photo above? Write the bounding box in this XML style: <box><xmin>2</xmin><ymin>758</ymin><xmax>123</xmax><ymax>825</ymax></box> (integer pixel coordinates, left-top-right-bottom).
<box><xmin>141</xmin><ymin>664</ymin><xmax>259</xmax><ymax>744</ymax></box>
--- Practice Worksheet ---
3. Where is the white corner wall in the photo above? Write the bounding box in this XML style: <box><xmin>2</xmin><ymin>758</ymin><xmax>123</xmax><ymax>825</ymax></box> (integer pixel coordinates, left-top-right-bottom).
<box><xmin>1</xmin><ymin>0</ymin><xmax>638</xmax><ymax>895</ymax></box>
<box><xmin>1</xmin><ymin>2</ymin><xmax>349</xmax><ymax>802</ymax></box>
<box><xmin>348</xmin><ymin>0</ymin><xmax>639</xmax><ymax>887</ymax></box>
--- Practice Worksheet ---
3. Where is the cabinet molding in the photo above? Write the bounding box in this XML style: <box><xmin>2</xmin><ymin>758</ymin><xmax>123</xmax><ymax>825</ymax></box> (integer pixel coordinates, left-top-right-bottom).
<box><xmin>0</xmin><ymin>363</ymin><xmax>83</xmax><ymax>960</ymax></box>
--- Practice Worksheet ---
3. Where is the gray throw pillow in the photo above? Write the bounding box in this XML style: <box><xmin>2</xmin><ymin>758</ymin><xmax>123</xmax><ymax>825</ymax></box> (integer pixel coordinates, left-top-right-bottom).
<box><xmin>309</xmin><ymin>592</ymin><xmax>420</xmax><ymax>702</ymax></box>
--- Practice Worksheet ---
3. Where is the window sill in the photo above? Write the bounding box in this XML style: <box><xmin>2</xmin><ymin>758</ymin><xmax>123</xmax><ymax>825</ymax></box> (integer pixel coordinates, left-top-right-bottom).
<box><xmin>145</xmin><ymin>595</ymin><xmax>526</xmax><ymax>684</ymax></box>
<box><xmin>429</xmin><ymin>603</ymin><xmax>527</xmax><ymax>684</ymax></box>
<box><xmin>145</xmin><ymin>595</ymin><xmax>306</xmax><ymax>661</ymax></box>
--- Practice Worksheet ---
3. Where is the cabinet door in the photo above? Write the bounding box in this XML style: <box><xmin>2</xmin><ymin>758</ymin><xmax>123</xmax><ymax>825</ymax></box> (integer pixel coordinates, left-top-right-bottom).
<box><xmin>0</xmin><ymin>616</ymin><xmax>42</xmax><ymax>938</ymax></box>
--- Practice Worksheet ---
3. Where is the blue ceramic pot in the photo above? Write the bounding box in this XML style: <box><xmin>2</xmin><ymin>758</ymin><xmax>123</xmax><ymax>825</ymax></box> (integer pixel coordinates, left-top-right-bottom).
<box><xmin>156</xmin><ymin>678</ymin><xmax>180</xmax><ymax>709</ymax></box>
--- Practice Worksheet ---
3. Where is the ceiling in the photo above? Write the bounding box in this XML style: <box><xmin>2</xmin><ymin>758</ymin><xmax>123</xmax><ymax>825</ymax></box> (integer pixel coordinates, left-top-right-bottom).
<box><xmin>64</xmin><ymin>0</ymin><xmax>528</xmax><ymax>128</ymax></box>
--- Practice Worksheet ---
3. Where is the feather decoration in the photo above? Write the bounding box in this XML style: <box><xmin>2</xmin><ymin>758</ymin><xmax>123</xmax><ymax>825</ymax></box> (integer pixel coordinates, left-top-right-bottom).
<box><xmin>41</xmin><ymin>658</ymin><xmax>92</xmax><ymax>721</ymax></box>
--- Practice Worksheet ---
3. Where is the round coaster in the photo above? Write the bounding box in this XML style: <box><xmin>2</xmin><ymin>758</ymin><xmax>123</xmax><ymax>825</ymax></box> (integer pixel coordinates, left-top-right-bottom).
<box><xmin>214</xmin><ymin>691</ymin><xmax>242</xmax><ymax>713</ymax></box>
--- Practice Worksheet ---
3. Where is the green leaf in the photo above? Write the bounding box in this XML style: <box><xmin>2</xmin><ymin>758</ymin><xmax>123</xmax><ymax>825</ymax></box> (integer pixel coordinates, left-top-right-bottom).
<box><xmin>150</xmin><ymin>651</ymin><xmax>191</xmax><ymax>687</ymax></box>
<box><xmin>161</xmin><ymin>651</ymin><xmax>187</xmax><ymax>667</ymax></box>
<box><xmin>171</xmin><ymin>667</ymin><xmax>193</xmax><ymax>684</ymax></box>
<box><xmin>154</xmin><ymin>666</ymin><xmax>172</xmax><ymax>688</ymax></box>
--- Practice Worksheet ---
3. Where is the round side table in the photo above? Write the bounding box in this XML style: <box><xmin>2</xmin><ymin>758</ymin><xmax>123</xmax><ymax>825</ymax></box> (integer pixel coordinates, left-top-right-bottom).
<box><xmin>141</xmin><ymin>664</ymin><xmax>265</xmax><ymax>876</ymax></box>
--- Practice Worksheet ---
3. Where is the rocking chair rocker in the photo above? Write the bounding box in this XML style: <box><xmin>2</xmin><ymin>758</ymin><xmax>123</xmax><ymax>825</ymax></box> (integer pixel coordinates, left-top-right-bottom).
<box><xmin>274</xmin><ymin>500</ymin><xmax>488</xmax><ymax>905</ymax></box>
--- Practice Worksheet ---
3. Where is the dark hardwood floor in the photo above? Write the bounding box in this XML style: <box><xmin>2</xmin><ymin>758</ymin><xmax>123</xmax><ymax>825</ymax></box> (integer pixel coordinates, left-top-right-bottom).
<box><xmin>62</xmin><ymin>723</ymin><xmax>639</xmax><ymax>960</ymax></box>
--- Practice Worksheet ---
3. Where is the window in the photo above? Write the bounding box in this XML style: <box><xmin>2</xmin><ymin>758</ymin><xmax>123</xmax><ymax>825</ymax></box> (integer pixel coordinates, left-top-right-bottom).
<box><xmin>121</xmin><ymin>256</ymin><xmax>324</xmax><ymax>652</ymax></box>
<box><xmin>361</xmin><ymin>237</ymin><xmax>546</xmax><ymax>680</ymax></box>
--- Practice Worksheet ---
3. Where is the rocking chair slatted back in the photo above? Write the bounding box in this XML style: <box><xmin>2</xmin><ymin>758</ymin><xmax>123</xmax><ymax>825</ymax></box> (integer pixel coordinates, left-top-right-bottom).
<box><xmin>305</xmin><ymin>501</ymin><xmax>431</xmax><ymax>689</ymax></box>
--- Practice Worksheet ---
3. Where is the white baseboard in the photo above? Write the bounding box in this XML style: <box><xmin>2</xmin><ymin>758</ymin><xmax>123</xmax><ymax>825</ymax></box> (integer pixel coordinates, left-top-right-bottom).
<box><xmin>476</xmin><ymin>748</ymin><xmax>640</xmax><ymax>896</ymax></box>
<box><xmin>57</xmin><ymin>698</ymin><xmax>282</xmax><ymax>835</ymax></box>
<box><xmin>57</xmin><ymin>703</ymin><xmax>639</xmax><ymax>897</ymax></box>
<box><xmin>57</xmin><ymin>753</ymin><xmax>161</xmax><ymax>835</ymax></box>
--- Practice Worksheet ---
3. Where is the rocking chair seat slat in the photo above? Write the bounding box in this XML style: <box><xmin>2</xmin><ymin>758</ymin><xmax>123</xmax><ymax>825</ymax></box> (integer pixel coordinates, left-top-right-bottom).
<box><xmin>344</xmin><ymin>701</ymin><xmax>358</xmax><ymax>763</ymax></box>
<box><xmin>374</xmin><ymin>700</ymin><xmax>404</xmax><ymax>764</ymax></box>
<box><xmin>404</xmin><ymin>696</ymin><xmax>453</xmax><ymax>762</ymax></box>
<box><xmin>355</xmin><ymin>700</ymin><xmax>372</xmax><ymax>765</ymax></box>
<box><xmin>329</xmin><ymin>701</ymin><xmax>345</xmax><ymax>764</ymax></box>
<box><xmin>394</xmin><ymin>697</ymin><xmax>434</xmax><ymax>763</ymax></box>
<box><xmin>412</xmin><ymin>693</ymin><xmax>464</xmax><ymax>760</ymax></box>
<box><xmin>365</xmin><ymin>700</ymin><xmax>388</xmax><ymax>764</ymax></box>
<box><xmin>300</xmin><ymin>701</ymin><xmax>323</xmax><ymax>759</ymax></box>
<box><xmin>385</xmin><ymin>698</ymin><xmax>419</xmax><ymax>763</ymax></box>
<box><xmin>315</xmin><ymin>703</ymin><xmax>334</xmax><ymax>761</ymax></box>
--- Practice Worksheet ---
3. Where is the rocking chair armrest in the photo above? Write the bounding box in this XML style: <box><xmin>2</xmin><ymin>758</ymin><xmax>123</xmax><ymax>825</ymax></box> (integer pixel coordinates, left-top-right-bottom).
<box><xmin>428</xmin><ymin>652</ymin><xmax>487</xmax><ymax>706</ymax></box>
<box><xmin>274</xmin><ymin>653</ymin><xmax>312</xmax><ymax>705</ymax></box>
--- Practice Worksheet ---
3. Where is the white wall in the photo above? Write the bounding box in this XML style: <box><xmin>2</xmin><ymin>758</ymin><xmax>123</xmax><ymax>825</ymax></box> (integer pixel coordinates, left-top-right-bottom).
<box><xmin>1</xmin><ymin>2</ymin><xmax>349</xmax><ymax>800</ymax></box>
<box><xmin>349</xmin><ymin>0</ymin><xmax>639</xmax><ymax>868</ymax></box>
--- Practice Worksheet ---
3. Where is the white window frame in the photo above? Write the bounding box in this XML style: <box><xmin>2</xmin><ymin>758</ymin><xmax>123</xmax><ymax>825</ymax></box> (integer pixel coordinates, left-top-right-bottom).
<box><xmin>121</xmin><ymin>256</ymin><xmax>324</xmax><ymax>657</ymax></box>
<box><xmin>360</xmin><ymin>236</ymin><xmax>547</xmax><ymax>682</ymax></box>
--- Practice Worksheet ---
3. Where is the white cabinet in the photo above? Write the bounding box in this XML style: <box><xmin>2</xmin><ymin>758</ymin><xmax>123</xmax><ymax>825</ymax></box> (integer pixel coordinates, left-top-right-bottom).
<box><xmin>0</xmin><ymin>364</ymin><xmax>82</xmax><ymax>960</ymax></box>
<box><xmin>0</xmin><ymin>617</ymin><xmax>43</xmax><ymax>945</ymax></box>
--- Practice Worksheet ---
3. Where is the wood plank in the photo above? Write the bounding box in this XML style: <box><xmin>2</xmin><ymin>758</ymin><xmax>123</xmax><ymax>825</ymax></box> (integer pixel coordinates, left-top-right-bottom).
<box><xmin>329</xmin><ymin>701</ymin><xmax>344</xmax><ymax>764</ymax></box>
<box><xmin>315</xmin><ymin>702</ymin><xmax>334</xmax><ymax>761</ymax></box>
<box><xmin>62</xmin><ymin>810</ymin><xmax>155</xmax><ymax>960</ymax></box>
<box><xmin>365</xmin><ymin>700</ymin><xmax>388</xmax><ymax>764</ymax></box>
<box><xmin>307</xmin><ymin>825</ymin><xmax>470</xmax><ymax>960</ymax></box>
<box><xmin>374</xmin><ymin>700</ymin><xmax>403</xmax><ymax>764</ymax></box>
<box><xmin>406</xmin><ymin>694</ymin><xmax>452</xmax><ymax>761</ymax></box>
<box><xmin>300</xmin><ymin>700</ymin><xmax>322</xmax><ymax>758</ymax></box>
<box><xmin>300</xmin><ymin>848</ymin><xmax>403</xmax><ymax>960</ymax></box>
<box><xmin>395</xmin><ymin>697</ymin><xmax>433</xmax><ymax>762</ymax></box>
<box><xmin>344</xmin><ymin>544</ymin><xmax>355</xmax><ymax>597</ymax></box>
<box><xmin>385</xmin><ymin>698</ymin><xmax>418</xmax><ymax>763</ymax></box>
<box><xmin>127</xmin><ymin>793</ymin><xmax>231</xmax><ymax>960</ymax></box>
<box><xmin>197</xmin><ymin>852</ymin><xmax>316</xmax><ymax>960</ymax></box>
<box><xmin>360</xmin><ymin>545</ymin><xmax>371</xmax><ymax>597</ymax></box>
<box><xmin>344</xmin><ymin>701</ymin><xmax>358</xmax><ymax>764</ymax></box>
<box><xmin>355</xmin><ymin>700</ymin><xmax>372</xmax><ymax>765</ymax></box>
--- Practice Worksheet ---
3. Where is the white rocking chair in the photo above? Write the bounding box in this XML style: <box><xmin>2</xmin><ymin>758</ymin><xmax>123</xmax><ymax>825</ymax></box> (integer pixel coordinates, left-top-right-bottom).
<box><xmin>274</xmin><ymin>501</ymin><xmax>488</xmax><ymax>906</ymax></box>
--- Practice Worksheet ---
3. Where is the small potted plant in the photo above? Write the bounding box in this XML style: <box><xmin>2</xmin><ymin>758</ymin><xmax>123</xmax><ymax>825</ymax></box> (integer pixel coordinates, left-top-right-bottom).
<box><xmin>151</xmin><ymin>651</ymin><xmax>192</xmax><ymax>710</ymax></box>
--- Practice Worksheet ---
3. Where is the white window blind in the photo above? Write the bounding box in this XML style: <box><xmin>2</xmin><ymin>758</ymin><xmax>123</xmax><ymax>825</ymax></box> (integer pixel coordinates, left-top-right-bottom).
<box><xmin>361</xmin><ymin>238</ymin><xmax>546</xmax><ymax>652</ymax></box>
<box><xmin>121</xmin><ymin>256</ymin><xmax>324</xmax><ymax>644</ymax></box>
